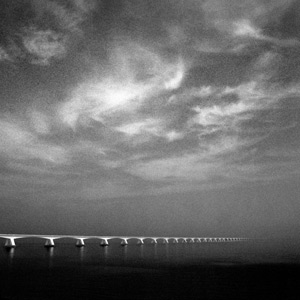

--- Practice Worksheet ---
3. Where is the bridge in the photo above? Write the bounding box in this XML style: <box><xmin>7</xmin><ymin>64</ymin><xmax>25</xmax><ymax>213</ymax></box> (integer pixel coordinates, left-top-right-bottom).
<box><xmin>0</xmin><ymin>234</ymin><xmax>249</xmax><ymax>248</ymax></box>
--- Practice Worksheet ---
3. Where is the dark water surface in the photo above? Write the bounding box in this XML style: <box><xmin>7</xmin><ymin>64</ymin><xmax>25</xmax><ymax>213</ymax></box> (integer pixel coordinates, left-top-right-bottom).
<box><xmin>1</xmin><ymin>239</ymin><xmax>300</xmax><ymax>299</ymax></box>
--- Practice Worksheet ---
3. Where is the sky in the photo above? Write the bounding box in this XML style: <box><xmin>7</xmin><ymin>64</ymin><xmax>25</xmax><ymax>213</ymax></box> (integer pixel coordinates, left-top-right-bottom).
<box><xmin>0</xmin><ymin>0</ymin><xmax>300</xmax><ymax>238</ymax></box>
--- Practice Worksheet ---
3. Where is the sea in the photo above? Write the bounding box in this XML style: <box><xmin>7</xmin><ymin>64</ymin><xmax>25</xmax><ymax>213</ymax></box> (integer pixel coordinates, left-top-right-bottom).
<box><xmin>1</xmin><ymin>239</ymin><xmax>300</xmax><ymax>300</ymax></box>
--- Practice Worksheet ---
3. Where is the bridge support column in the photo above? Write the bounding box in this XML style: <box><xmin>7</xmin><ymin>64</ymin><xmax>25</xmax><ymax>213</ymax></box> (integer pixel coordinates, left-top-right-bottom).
<box><xmin>76</xmin><ymin>239</ymin><xmax>85</xmax><ymax>247</ymax></box>
<box><xmin>151</xmin><ymin>239</ymin><xmax>157</xmax><ymax>244</ymax></box>
<box><xmin>100</xmin><ymin>239</ymin><xmax>109</xmax><ymax>246</ymax></box>
<box><xmin>5</xmin><ymin>238</ymin><xmax>16</xmax><ymax>248</ymax></box>
<box><xmin>44</xmin><ymin>238</ymin><xmax>55</xmax><ymax>248</ymax></box>
<box><xmin>137</xmin><ymin>239</ymin><xmax>144</xmax><ymax>245</ymax></box>
<box><xmin>121</xmin><ymin>239</ymin><xmax>128</xmax><ymax>246</ymax></box>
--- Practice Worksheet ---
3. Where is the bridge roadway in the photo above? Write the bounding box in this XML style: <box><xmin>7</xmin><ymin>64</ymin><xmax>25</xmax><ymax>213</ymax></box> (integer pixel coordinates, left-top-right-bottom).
<box><xmin>0</xmin><ymin>234</ymin><xmax>249</xmax><ymax>248</ymax></box>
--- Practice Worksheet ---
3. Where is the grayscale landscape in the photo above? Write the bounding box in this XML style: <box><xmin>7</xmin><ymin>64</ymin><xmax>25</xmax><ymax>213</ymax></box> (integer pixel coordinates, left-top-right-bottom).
<box><xmin>0</xmin><ymin>1</ymin><xmax>300</xmax><ymax>299</ymax></box>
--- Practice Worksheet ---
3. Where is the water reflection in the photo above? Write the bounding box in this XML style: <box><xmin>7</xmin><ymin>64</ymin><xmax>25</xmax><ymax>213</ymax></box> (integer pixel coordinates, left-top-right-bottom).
<box><xmin>6</xmin><ymin>247</ymin><xmax>15</xmax><ymax>259</ymax></box>
<box><xmin>47</xmin><ymin>247</ymin><xmax>54</xmax><ymax>258</ymax></box>
<box><xmin>1</xmin><ymin>241</ymin><xmax>300</xmax><ymax>300</ymax></box>
<box><xmin>46</xmin><ymin>247</ymin><xmax>54</xmax><ymax>269</ymax></box>
<box><xmin>122</xmin><ymin>244</ymin><xmax>128</xmax><ymax>262</ymax></box>
<box><xmin>2</xmin><ymin>240</ymin><xmax>299</xmax><ymax>269</ymax></box>
<box><xmin>5</xmin><ymin>247</ymin><xmax>15</xmax><ymax>268</ymax></box>
<box><xmin>139</xmin><ymin>244</ymin><xmax>144</xmax><ymax>260</ymax></box>
<box><xmin>103</xmin><ymin>245</ymin><xmax>109</xmax><ymax>263</ymax></box>
<box><xmin>165</xmin><ymin>244</ymin><xmax>170</xmax><ymax>261</ymax></box>
<box><xmin>154</xmin><ymin>244</ymin><xmax>158</xmax><ymax>260</ymax></box>
<box><xmin>78</xmin><ymin>246</ymin><xmax>85</xmax><ymax>262</ymax></box>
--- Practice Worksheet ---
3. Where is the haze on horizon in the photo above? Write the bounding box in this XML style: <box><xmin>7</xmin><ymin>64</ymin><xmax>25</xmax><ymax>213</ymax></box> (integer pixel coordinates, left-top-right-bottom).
<box><xmin>0</xmin><ymin>0</ymin><xmax>299</xmax><ymax>239</ymax></box>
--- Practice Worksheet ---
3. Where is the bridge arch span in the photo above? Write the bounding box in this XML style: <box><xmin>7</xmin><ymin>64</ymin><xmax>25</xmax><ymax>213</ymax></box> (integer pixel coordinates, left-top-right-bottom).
<box><xmin>126</xmin><ymin>237</ymin><xmax>145</xmax><ymax>244</ymax></box>
<box><xmin>142</xmin><ymin>237</ymin><xmax>156</xmax><ymax>244</ymax></box>
<box><xmin>168</xmin><ymin>238</ymin><xmax>178</xmax><ymax>243</ymax></box>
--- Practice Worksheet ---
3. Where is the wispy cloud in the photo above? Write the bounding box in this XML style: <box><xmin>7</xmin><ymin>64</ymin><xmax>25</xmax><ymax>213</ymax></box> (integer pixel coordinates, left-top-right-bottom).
<box><xmin>29</xmin><ymin>110</ymin><xmax>51</xmax><ymax>135</ymax></box>
<box><xmin>124</xmin><ymin>77</ymin><xmax>300</xmax><ymax>192</ymax></box>
<box><xmin>0</xmin><ymin>47</ymin><xmax>11</xmax><ymax>62</ymax></box>
<box><xmin>190</xmin><ymin>82</ymin><xmax>267</xmax><ymax>132</ymax></box>
<box><xmin>126</xmin><ymin>136</ymin><xmax>260</xmax><ymax>186</ymax></box>
<box><xmin>0</xmin><ymin>0</ymin><xmax>300</xmax><ymax>201</ymax></box>
<box><xmin>0</xmin><ymin>0</ymin><xmax>97</xmax><ymax>65</ymax></box>
<box><xmin>199</xmin><ymin>0</ymin><xmax>299</xmax><ymax>52</ymax></box>
<box><xmin>115</xmin><ymin>119</ymin><xmax>161</xmax><ymax>137</ymax></box>
<box><xmin>0</xmin><ymin>117</ymin><xmax>67</xmax><ymax>164</ymax></box>
<box><xmin>115</xmin><ymin>118</ymin><xmax>185</xmax><ymax>144</ymax></box>
<box><xmin>59</xmin><ymin>42</ymin><xmax>186</xmax><ymax>129</ymax></box>
<box><xmin>232</xmin><ymin>19</ymin><xmax>263</xmax><ymax>39</ymax></box>
<box><xmin>22</xmin><ymin>27</ymin><xmax>67</xmax><ymax>65</ymax></box>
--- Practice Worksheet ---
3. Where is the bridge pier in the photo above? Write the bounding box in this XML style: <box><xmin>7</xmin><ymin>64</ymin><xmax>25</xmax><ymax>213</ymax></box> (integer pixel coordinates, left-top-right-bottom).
<box><xmin>44</xmin><ymin>238</ymin><xmax>55</xmax><ymax>248</ymax></box>
<box><xmin>76</xmin><ymin>239</ymin><xmax>85</xmax><ymax>247</ymax></box>
<box><xmin>100</xmin><ymin>239</ymin><xmax>109</xmax><ymax>246</ymax></box>
<box><xmin>137</xmin><ymin>239</ymin><xmax>144</xmax><ymax>245</ymax></box>
<box><xmin>121</xmin><ymin>239</ymin><xmax>128</xmax><ymax>246</ymax></box>
<box><xmin>5</xmin><ymin>238</ymin><xmax>16</xmax><ymax>248</ymax></box>
<box><xmin>151</xmin><ymin>239</ymin><xmax>157</xmax><ymax>244</ymax></box>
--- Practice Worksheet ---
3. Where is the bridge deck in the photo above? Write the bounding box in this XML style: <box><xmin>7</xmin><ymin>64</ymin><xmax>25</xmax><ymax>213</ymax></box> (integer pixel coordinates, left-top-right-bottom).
<box><xmin>0</xmin><ymin>234</ymin><xmax>248</xmax><ymax>240</ymax></box>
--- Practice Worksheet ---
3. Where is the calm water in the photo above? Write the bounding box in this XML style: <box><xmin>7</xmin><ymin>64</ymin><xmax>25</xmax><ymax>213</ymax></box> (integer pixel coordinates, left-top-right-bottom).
<box><xmin>1</xmin><ymin>239</ymin><xmax>300</xmax><ymax>300</ymax></box>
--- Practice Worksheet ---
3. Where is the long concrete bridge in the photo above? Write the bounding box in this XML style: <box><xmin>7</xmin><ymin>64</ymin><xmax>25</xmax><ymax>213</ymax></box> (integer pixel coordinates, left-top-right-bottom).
<box><xmin>0</xmin><ymin>234</ymin><xmax>249</xmax><ymax>248</ymax></box>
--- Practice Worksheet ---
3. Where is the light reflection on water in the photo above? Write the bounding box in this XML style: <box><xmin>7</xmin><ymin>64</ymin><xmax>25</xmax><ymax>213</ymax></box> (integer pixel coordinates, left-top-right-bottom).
<box><xmin>7</xmin><ymin>247</ymin><xmax>15</xmax><ymax>260</ymax></box>
<box><xmin>2</xmin><ymin>240</ymin><xmax>300</xmax><ymax>269</ymax></box>
<box><xmin>140</xmin><ymin>244</ymin><xmax>144</xmax><ymax>260</ymax></box>
<box><xmin>1</xmin><ymin>240</ymin><xmax>300</xmax><ymax>299</ymax></box>
<box><xmin>78</xmin><ymin>246</ymin><xmax>84</xmax><ymax>262</ymax></box>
